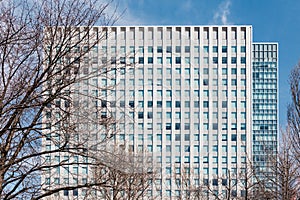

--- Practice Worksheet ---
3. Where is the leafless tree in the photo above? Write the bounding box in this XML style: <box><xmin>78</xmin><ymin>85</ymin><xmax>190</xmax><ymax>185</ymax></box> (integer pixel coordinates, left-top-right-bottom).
<box><xmin>172</xmin><ymin>164</ymin><xmax>206</xmax><ymax>200</ymax></box>
<box><xmin>92</xmin><ymin>147</ymin><xmax>158</xmax><ymax>200</ymax></box>
<box><xmin>0</xmin><ymin>0</ymin><xmax>155</xmax><ymax>199</ymax></box>
<box><xmin>288</xmin><ymin>62</ymin><xmax>300</xmax><ymax>163</ymax></box>
<box><xmin>170</xmin><ymin>158</ymin><xmax>276</xmax><ymax>200</ymax></box>
<box><xmin>271</xmin><ymin>127</ymin><xmax>300</xmax><ymax>199</ymax></box>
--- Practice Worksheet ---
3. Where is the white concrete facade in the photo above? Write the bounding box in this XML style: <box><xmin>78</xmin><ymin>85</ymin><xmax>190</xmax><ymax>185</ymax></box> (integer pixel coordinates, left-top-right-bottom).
<box><xmin>41</xmin><ymin>26</ymin><xmax>276</xmax><ymax>199</ymax></box>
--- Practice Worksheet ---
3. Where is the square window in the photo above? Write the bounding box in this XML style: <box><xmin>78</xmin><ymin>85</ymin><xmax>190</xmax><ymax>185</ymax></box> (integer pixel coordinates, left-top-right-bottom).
<box><xmin>175</xmin><ymin>57</ymin><xmax>181</xmax><ymax>64</ymax></box>
<box><xmin>63</xmin><ymin>190</ymin><xmax>69</xmax><ymax>196</ymax></box>
<box><xmin>231</xmin><ymin>68</ymin><xmax>237</xmax><ymax>74</ymax></box>
<box><xmin>222</xmin><ymin>46</ymin><xmax>227</xmax><ymax>53</ymax></box>
<box><xmin>213</xmin><ymin>46</ymin><xmax>218</xmax><ymax>53</ymax></box>
<box><xmin>175</xmin><ymin>134</ymin><xmax>181</xmax><ymax>141</ymax></box>
<box><xmin>231</xmin><ymin>57</ymin><xmax>237</xmax><ymax>64</ymax></box>
<box><xmin>203</xmin><ymin>46</ymin><xmax>209</xmax><ymax>53</ymax></box>
<box><xmin>165</xmin><ymin>101</ymin><xmax>171</xmax><ymax>107</ymax></box>
<box><xmin>138</xmin><ymin>57</ymin><xmax>144</xmax><ymax>64</ymax></box>
<box><xmin>148</xmin><ymin>57</ymin><xmax>153</xmax><ymax>64</ymax></box>
<box><xmin>185</xmin><ymin>46</ymin><xmax>190</xmax><ymax>53</ymax></box>
<box><xmin>231</xmin><ymin>46</ymin><xmax>237</xmax><ymax>53</ymax></box>
<box><xmin>213</xmin><ymin>179</ymin><xmax>218</xmax><ymax>186</ymax></box>
<box><xmin>241</xmin><ymin>68</ymin><xmax>246</xmax><ymax>74</ymax></box>
<box><xmin>147</xmin><ymin>101</ymin><xmax>153</xmax><ymax>107</ymax></box>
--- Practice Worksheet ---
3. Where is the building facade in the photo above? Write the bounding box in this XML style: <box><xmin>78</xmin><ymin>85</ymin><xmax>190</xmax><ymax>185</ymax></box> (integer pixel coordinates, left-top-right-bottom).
<box><xmin>252</xmin><ymin>43</ymin><xmax>278</xmax><ymax>187</ymax></box>
<box><xmin>42</xmin><ymin>26</ymin><xmax>277</xmax><ymax>199</ymax></box>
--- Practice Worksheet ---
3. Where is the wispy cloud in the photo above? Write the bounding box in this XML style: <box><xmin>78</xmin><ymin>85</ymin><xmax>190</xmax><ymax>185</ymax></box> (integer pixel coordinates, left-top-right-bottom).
<box><xmin>108</xmin><ymin>0</ymin><xmax>146</xmax><ymax>25</ymax></box>
<box><xmin>181</xmin><ymin>0</ymin><xmax>192</xmax><ymax>12</ymax></box>
<box><xmin>212</xmin><ymin>0</ymin><xmax>231</xmax><ymax>25</ymax></box>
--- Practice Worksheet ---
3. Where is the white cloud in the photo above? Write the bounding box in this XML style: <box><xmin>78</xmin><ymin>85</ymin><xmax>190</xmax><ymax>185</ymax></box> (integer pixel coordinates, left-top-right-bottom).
<box><xmin>182</xmin><ymin>0</ymin><xmax>192</xmax><ymax>12</ymax></box>
<box><xmin>212</xmin><ymin>0</ymin><xmax>231</xmax><ymax>25</ymax></box>
<box><xmin>108</xmin><ymin>0</ymin><xmax>146</xmax><ymax>26</ymax></box>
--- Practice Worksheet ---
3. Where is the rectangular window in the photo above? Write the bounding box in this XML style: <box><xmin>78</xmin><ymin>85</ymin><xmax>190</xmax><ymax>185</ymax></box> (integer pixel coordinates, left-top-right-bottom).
<box><xmin>166</xmin><ymin>46</ymin><xmax>172</xmax><ymax>53</ymax></box>
<box><xmin>241</xmin><ymin>57</ymin><xmax>246</xmax><ymax>64</ymax></box>
<box><xmin>241</xmin><ymin>46</ymin><xmax>246</xmax><ymax>53</ymax></box>
<box><xmin>157</xmin><ymin>57</ymin><xmax>163</xmax><ymax>64</ymax></box>
<box><xmin>222</xmin><ymin>79</ymin><xmax>227</xmax><ymax>86</ymax></box>
<box><xmin>213</xmin><ymin>57</ymin><xmax>218</xmax><ymax>64</ymax></box>
<box><xmin>231</xmin><ymin>79</ymin><xmax>237</xmax><ymax>86</ymax></box>
<box><xmin>148</xmin><ymin>46</ymin><xmax>153</xmax><ymax>53</ymax></box>
<box><xmin>203</xmin><ymin>101</ymin><xmax>209</xmax><ymax>108</ymax></box>
<box><xmin>222</xmin><ymin>57</ymin><xmax>227</xmax><ymax>64</ymax></box>
<box><xmin>203</xmin><ymin>46</ymin><xmax>209</xmax><ymax>53</ymax></box>
<box><xmin>157</xmin><ymin>46</ymin><xmax>163</xmax><ymax>53</ymax></box>
<box><xmin>203</xmin><ymin>57</ymin><xmax>209</xmax><ymax>64</ymax></box>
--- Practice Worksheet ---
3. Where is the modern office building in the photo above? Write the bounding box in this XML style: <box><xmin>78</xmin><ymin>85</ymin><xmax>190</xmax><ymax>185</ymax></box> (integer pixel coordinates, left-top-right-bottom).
<box><xmin>252</xmin><ymin>43</ymin><xmax>278</xmax><ymax>186</ymax></box>
<box><xmin>42</xmin><ymin>26</ymin><xmax>278</xmax><ymax>199</ymax></box>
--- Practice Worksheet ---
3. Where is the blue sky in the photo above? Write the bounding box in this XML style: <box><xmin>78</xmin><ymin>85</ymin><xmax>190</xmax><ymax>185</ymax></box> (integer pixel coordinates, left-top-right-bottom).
<box><xmin>114</xmin><ymin>0</ymin><xmax>300</xmax><ymax>126</ymax></box>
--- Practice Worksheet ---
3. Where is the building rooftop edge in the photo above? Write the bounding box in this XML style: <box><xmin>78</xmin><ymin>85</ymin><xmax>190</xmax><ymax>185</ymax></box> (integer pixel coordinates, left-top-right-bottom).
<box><xmin>253</xmin><ymin>42</ymin><xmax>279</xmax><ymax>45</ymax></box>
<box><xmin>104</xmin><ymin>25</ymin><xmax>253</xmax><ymax>28</ymax></box>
